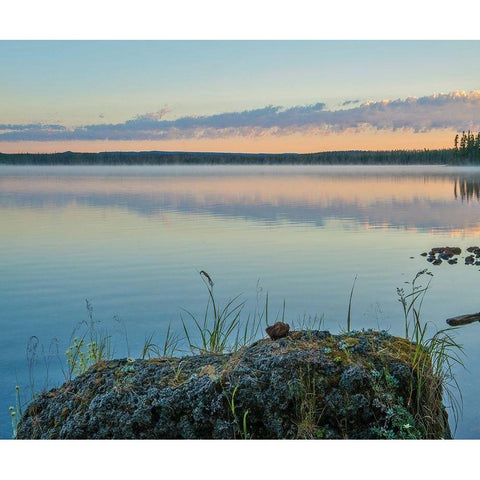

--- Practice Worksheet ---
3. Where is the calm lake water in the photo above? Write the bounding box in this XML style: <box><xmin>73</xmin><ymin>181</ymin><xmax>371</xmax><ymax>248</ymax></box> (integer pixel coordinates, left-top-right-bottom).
<box><xmin>1</xmin><ymin>164</ymin><xmax>480</xmax><ymax>439</ymax></box>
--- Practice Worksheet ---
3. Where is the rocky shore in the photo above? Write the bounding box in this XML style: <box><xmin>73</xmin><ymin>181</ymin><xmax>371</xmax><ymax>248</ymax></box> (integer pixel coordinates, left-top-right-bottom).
<box><xmin>16</xmin><ymin>329</ymin><xmax>452</xmax><ymax>439</ymax></box>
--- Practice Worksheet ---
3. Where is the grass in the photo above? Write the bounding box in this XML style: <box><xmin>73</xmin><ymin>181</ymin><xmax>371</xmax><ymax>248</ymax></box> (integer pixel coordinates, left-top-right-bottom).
<box><xmin>65</xmin><ymin>300</ymin><xmax>114</xmax><ymax>380</ymax></box>
<box><xmin>181</xmin><ymin>271</ymin><xmax>263</xmax><ymax>355</ymax></box>
<box><xmin>140</xmin><ymin>322</ymin><xmax>182</xmax><ymax>360</ymax></box>
<box><xmin>222</xmin><ymin>384</ymin><xmax>250</xmax><ymax>439</ymax></box>
<box><xmin>397</xmin><ymin>269</ymin><xmax>432</xmax><ymax>340</ymax></box>
<box><xmin>396</xmin><ymin>269</ymin><xmax>465</xmax><ymax>436</ymax></box>
<box><xmin>295</xmin><ymin>365</ymin><xmax>325</xmax><ymax>438</ymax></box>
<box><xmin>8</xmin><ymin>386</ymin><xmax>22</xmax><ymax>439</ymax></box>
<box><xmin>346</xmin><ymin>274</ymin><xmax>357</xmax><ymax>332</ymax></box>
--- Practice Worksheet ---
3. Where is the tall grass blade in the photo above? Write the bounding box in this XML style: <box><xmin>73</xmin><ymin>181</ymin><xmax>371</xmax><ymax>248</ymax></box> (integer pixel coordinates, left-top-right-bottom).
<box><xmin>346</xmin><ymin>275</ymin><xmax>357</xmax><ymax>332</ymax></box>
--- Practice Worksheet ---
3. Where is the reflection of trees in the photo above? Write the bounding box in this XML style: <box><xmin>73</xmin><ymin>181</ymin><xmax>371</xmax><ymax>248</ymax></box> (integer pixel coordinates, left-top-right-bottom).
<box><xmin>454</xmin><ymin>176</ymin><xmax>480</xmax><ymax>202</ymax></box>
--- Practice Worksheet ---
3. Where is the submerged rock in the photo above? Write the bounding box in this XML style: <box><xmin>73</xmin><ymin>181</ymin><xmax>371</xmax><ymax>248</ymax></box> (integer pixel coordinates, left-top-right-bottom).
<box><xmin>420</xmin><ymin>246</ymin><xmax>474</xmax><ymax>268</ymax></box>
<box><xmin>16</xmin><ymin>330</ymin><xmax>452</xmax><ymax>440</ymax></box>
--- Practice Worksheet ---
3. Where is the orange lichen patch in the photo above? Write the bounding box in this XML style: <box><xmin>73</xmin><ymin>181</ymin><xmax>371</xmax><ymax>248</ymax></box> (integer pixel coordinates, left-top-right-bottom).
<box><xmin>92</xmin><ymin>361</ymin><xmax>109</xmax><ymax>372</ymax></box>
<box><xmin>199</xmin><ymin>364</ymin><xmax>218</xmax><ymax>381</ymax></box>
<box><xmin>93</xmin><ymin>373</ymin><xmax>104</xmax><ymax>387</ymax></box>
<box><xmin>220</xmin><ymin>351</ymin><xmax>243</xmax><ymax>380</ymax></box>
<box><xmin>266</xmin><ymin>331</ymin><xmax>330</xmax><ymax>355</ymax></box>
<box><xmin>344</xmin><ymin>337</ymin><xmax>360</xmax><ymax>347</ymax></box>
<box><xmin>167</xmin><ymin>371</ymin><xmax>188</xmax><ymax>388</ymax></box>
<box><xmin>381</xmin><ymin>337</ymin><xmax>419</xmax><ymax>365</ymax></box>
<box><xmin>27</xmin><ymin>404</ymin><xmax>39</xmax><ymax>418</ymax></box>
<box><xmin>147</xmin><ymin>357</ymin><xmax>179</xmax><ymax>365</ymax></box>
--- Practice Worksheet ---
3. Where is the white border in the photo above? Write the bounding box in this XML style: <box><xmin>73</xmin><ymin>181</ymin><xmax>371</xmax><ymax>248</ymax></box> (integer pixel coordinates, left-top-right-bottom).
<box><xmin>2</xmin><ymin>0</ymin><xmax>480</xmax><ymax>40</ymax></box>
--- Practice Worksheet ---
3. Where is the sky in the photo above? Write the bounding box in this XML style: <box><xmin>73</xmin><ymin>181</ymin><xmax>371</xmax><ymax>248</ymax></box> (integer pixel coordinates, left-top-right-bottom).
<box><xmin>1</xmin><ymin>40</ymin><xmax>480</xmax><ymax>153</ymax></box>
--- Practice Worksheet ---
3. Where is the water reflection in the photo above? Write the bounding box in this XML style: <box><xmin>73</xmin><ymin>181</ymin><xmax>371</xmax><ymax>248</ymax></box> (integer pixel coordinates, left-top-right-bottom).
<box><xmin>454</xmin><ymin>175</ymin><xmax>480</xmax><ymax>202</ymax></box>
<box><xmin>2</xmin><ymin>165</ymin><xmax>480</xmax><ymax>233</ymax></box>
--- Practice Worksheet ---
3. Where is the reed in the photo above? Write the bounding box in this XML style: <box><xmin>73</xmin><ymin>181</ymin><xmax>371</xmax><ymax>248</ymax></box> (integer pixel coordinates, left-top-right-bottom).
<box><xmin>181</xmin><ymin>271</ymin><xmax>246</xmax><ymax>354</ymax></box>
<box><xmin>396</xmin><ymin>269</ymin><xmax>464</xmax><ymax>436</ymax></box>
<box><xmin>346</xmin><ymin>275</ymin><xmax>357</xmax><ymax>332</ymax></box>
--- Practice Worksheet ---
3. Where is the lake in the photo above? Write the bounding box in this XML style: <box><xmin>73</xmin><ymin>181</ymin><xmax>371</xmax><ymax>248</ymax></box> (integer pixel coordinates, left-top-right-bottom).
<box><xmin>1</xmin><ymin>164</ymin><xmax>480</xmax><ymax>439</ymax></box>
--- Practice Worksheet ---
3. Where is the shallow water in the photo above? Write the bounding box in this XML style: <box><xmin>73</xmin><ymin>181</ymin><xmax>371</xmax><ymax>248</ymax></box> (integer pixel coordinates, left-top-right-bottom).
<box><xmin>1</xmin><ymin>164</ymin><xmax>480</xmax><ymax>439</ymax></box>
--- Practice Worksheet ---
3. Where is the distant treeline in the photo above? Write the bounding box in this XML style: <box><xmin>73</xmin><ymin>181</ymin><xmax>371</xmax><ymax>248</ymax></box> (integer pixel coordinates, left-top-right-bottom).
<box><xmin>454</xmin><ymin>131</ymin><xmax>480</xmax><ymax>163</ymax></box>
<box><xmin>0</xmin><ymin>149</ymin><xmax>457</xmax><ymax>165</ymax></box>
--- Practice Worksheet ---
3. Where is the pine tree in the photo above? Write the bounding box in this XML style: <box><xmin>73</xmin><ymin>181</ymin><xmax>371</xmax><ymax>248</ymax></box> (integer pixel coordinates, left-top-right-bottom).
<box><xmin>460</xmin><ymin>131</ymin><xmax>466</xmax><ymax>155</ymax></box>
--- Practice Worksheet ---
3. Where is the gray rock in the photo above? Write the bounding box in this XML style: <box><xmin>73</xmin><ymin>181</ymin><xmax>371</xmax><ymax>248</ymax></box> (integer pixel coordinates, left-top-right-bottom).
<box><xmin>16</xmin><ymin>330</ymin><xmax>452</xmax><ymax>440</ymax></box>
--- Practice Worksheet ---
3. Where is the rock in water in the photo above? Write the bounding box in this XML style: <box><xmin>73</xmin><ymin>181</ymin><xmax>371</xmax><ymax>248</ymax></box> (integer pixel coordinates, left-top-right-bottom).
<box><xmin>265</xmin><ymin>321</ymin><xmax>290</xmax><ymax>340</ymax></box>
<box><xmin>16</xmin><ymin>330</ymin><xmax>452</xmax><ymax>440</ymax></box>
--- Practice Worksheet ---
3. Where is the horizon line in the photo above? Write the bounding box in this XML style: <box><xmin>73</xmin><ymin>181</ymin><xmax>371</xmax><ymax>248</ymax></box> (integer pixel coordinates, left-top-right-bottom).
<box><xmin>0</xmin><ymin>147</ymin><xmax>454</xmax><ymax>156</ymax></box>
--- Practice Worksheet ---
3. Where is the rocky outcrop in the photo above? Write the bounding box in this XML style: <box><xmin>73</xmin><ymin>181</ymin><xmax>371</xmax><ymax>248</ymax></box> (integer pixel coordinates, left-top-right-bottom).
<box><xmin>16</xmin><ymin>330</ymin><xmax>452</xmax><ymax>439</ymax></box>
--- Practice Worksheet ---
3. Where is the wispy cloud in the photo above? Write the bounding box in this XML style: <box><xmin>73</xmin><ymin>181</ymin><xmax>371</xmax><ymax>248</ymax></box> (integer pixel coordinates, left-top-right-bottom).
<box><xmin>2</xmin><ymin>91</ymin><xmax>480</xmax><ymax>142</ymax></box>
<box><xmin>341</xmin><ymin>99</ymin><xmax>360</xmax><ymax>106</ymax></box>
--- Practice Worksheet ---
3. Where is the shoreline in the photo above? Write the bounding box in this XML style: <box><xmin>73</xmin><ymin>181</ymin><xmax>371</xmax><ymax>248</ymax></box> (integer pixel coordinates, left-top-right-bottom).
<box><xmin>0</xmin><ymin>148</ymin><xmax>460</xmax><ymax>166</ymax></box>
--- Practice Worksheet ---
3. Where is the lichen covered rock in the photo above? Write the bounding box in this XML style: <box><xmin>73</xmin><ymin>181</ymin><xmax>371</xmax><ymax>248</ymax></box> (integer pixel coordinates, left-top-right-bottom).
<box><xmin>16</xmin><ymin>330</ymin><xmax>452</xmax><ymax>439</ymax></box>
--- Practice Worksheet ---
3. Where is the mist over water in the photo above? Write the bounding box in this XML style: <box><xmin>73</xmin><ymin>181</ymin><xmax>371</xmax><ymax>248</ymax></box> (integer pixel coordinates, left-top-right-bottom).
<box><xmin>2</xmin><ymin>164</ymin><xmax>480</xmax><ymax>438</ymax></box>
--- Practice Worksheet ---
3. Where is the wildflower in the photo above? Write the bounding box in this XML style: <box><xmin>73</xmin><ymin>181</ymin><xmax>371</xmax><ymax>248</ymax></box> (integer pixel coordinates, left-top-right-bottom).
<box><xmin>403</xmin><ymin>423</ymin><xmax>411</xmax><ymax>430</ymax></box>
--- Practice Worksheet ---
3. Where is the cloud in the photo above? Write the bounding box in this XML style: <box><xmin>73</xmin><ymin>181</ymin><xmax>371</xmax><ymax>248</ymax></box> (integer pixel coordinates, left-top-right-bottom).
<box><xmin>341</xmin><ymin>99</ymin><xmax>360</xmax><ymax>106</ymax></box>
<box><xmin>2</xmin><ymin>91</ymin><xmax>480</xmax><ymax>142</ymax></box>
<box><xmin>0</xmin><ymin>123</ymin><xmax>67</xmax><ymax>132</ymax></box>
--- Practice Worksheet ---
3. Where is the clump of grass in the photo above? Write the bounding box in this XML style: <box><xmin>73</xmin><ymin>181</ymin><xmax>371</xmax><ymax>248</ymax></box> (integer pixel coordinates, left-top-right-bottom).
<box><xmin>222</xmin><ymin>384</ymin><xmax>250</xmax><ymax>439</ymax></box>
<box><xmin>141</xmin><ymin>322</ymin><xmax>182</xmax><ymax>360</ymax></box>
<box><xmin>181</xmin><ymin>272</ymin><xmax>280</xmax><ymax>355</ymax></box>
<box><xmin>292</xmin><ymin>312</ymin><xmax>324</xmax><ymax>331</ymax></box>
<box><xmin>26</xmin><ymin>336</ymin><xmax>39</xmax><ymax>398</ymax></box>
<box><xmin>396</xmin><ymin>269</ymin><xmax>464</xmax><ymax>436</ymax></box>
<box><xmin>65</xmin><ymin>299</ymin><xmax>114</xmax><ymax>379</ymax></box>
<box><xmin>295</xmin><ymin>365</ymin><xmax>321</xmax><ymax>438</ymax></box>
<box><xmin>181</xmin><ymin>271</ymin><xmax>247</xmax><ymax>355</ymax></box>
<box><xmin>8</xmin><ymin>385</ymin><xmax>22</xmax><ymax>439</ymax></box>
<box><xmin>397</xmin><ymin>269</ymin><xmax>432</xmax><ymax>340</ymax></box>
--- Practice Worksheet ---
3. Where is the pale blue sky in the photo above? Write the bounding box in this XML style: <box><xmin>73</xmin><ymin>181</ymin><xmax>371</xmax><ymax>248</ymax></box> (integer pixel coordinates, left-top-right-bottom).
<box><xmin>1</xmin><ymin>41</ymin><xmax>480</xmax><ymax>125</ymax></box>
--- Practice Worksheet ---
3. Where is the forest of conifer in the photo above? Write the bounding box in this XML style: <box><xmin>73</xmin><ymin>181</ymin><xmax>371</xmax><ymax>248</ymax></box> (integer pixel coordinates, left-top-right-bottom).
<box><xmin>454</xmin><ymin>131</ymin><xmax>480</xmax><ymax>162</ymax></box>
<box><xmin>1</xmin><ymin>133</ymin><xmax>480</xmax><ymax>165</ymax></box>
